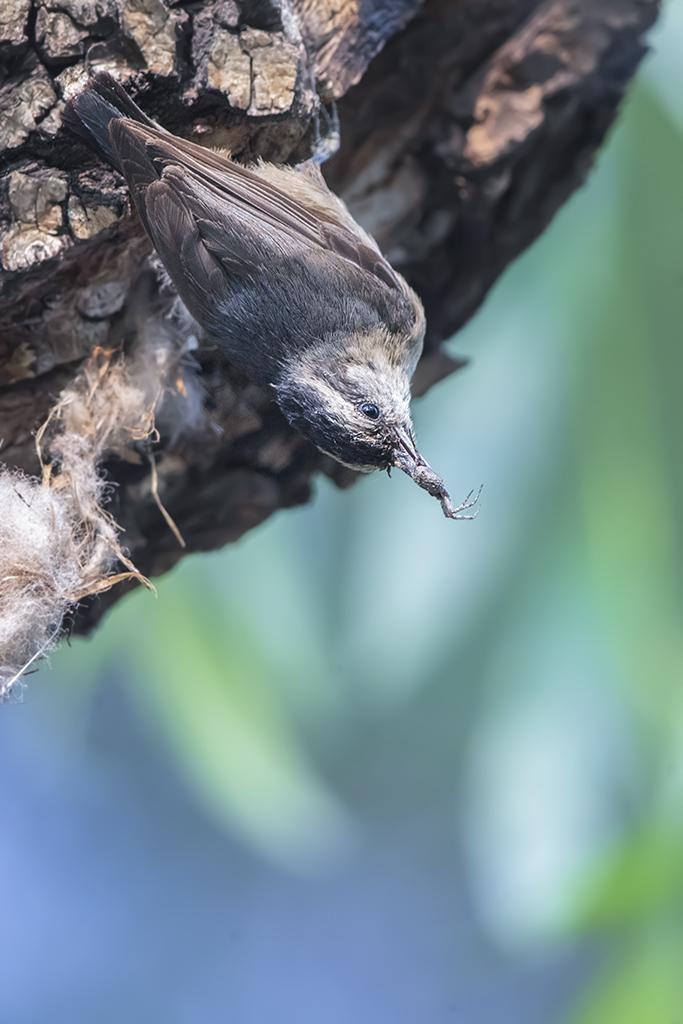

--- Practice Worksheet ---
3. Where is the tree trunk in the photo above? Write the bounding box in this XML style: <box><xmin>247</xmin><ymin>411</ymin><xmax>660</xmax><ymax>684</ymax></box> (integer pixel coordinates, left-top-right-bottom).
<box><xmin>0</xmin><ymin>0</ymin><xmax>660</xmax><ymax>631</ymax></box>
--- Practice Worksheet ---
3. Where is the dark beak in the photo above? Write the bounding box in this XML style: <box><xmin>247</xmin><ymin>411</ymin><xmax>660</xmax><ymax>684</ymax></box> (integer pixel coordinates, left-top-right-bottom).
<box><xmin>392</xmin><ymin>424</ymin><xmax>425</xmax><ymax>471</ymax></box>
<box><xmin>392</xmin><ymin>424</ymin><xmax>481</xmax><ymax>521</ymax></box>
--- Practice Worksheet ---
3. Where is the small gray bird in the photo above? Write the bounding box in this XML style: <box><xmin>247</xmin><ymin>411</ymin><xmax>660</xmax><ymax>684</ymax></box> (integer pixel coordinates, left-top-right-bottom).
<box><xmin>65</xmin><ymin>73</ymin><xmax>479</xmax><ymax>519</ymax></box>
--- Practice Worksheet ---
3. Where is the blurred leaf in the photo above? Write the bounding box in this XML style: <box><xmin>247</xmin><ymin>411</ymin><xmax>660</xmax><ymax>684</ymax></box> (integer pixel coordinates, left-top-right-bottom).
<box><xmin>105</xmin><ymin>558</ymin><xmax>354</xmax><ymax>870</ymax></box>
<box><xmin>570</xmin><ymin>931</ymin><xmax>683</xmax><ymax>1024</ymax></box>
<box><xmin>565</xmin><ymin>75</ymin><xmax>683</xmax><ymax>1023</ymax></box>
<box><xmin>574</xmin><ymin>825</ymin><xmax>683</xmax><ymax>930</ymax></box>
<box><xmin>577</xmin><ymin>84</ymin><xmax>683</xmax><ymax>732</ymax></box>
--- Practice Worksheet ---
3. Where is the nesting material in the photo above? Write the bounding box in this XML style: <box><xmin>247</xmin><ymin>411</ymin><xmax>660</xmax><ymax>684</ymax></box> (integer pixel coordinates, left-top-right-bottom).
<box><xmin>0</xmin><ymin>470</ymin><xmax>93</xmax><ymax>697</ymax></box>
<box><xmin>0</xmin><ymin>307</ymin><xmax>204</xmax><ymax>699</ymax></box>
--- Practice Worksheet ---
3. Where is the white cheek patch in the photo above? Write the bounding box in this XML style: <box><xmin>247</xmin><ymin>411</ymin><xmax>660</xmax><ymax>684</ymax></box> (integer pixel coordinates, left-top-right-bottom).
<box><xmin>344</xmin><ymin>363</ymin><xmax>412</xmax><ymax>421</ymax></box>
<box><xmin>300</xmin><ymin>371</ymin><xmax>354</xmax><ymax>425</ymax></box>
<box><xmin>299</xmin><ymin>356</ymin><xmax>412</xmax><ymax>430</ymax></box>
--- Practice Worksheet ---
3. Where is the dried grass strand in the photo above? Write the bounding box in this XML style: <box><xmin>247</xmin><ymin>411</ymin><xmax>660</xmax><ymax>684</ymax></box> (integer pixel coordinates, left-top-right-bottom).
<box><xmin>0</xmin><ymin>311</ymin><xmax>200</xmax><ymax>698</ymax></box>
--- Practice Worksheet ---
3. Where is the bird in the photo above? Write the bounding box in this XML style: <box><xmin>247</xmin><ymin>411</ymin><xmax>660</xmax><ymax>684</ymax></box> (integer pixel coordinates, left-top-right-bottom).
<box><xmin>64</xmin><ymin>72</ymin><xmax>480</xmax><ymax>520</ymax></box>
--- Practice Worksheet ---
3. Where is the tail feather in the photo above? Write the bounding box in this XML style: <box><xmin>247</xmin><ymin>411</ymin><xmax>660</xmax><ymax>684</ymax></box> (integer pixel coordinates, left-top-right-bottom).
<box><xmin>63</xmin><ymin>72</ymin><xmax>159</xmax><ymax>169</ymax></box>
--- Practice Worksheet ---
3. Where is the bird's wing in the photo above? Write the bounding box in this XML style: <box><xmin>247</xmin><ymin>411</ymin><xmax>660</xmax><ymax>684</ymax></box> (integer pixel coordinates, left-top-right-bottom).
<box><xmin>109</xmin><ymin>119</ymin><xmax>402</xmax><ymax>294</ymax></box>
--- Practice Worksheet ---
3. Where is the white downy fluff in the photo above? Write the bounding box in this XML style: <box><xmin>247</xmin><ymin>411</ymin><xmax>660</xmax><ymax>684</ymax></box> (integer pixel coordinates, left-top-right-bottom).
<box><xmin>0</xmin><ymin>304</ymin><xmax>205</xmax><ymax>699</ymax></box>
<box><xmin>0</xmin><ymin>470</ymin><xmax>93</xmax><ymax>697</ymax></box>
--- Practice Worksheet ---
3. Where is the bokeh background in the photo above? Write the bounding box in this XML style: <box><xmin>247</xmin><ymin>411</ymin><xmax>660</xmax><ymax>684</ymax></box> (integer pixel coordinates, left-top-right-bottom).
<box><xmin>3</xmin><ymin>5</ymin><xmax>683</xmax><ymax>1021</ymax></box>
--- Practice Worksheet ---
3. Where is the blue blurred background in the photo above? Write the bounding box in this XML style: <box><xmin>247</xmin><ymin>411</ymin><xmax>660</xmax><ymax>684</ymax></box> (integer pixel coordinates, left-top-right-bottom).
<box><xmin>3</xmin><ymin>7</ymin><xmax>683</xmax><ymax>1021</ymax></box>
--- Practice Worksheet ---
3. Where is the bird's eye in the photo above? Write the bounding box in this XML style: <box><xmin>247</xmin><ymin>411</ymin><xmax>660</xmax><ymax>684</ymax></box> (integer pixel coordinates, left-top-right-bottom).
<box><xmin>359</xmin><ymin>402</ymin><xmax>381</xmax><ymax>420</ymax></box>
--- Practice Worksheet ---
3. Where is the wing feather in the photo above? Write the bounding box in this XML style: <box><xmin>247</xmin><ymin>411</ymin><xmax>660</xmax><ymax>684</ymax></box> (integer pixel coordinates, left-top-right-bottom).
<box><xmin>143</xmin><ymin>180</ymin><xmax>227</xmax><ymax>314</ymax></box>
<box><xmin>110</xmin><ymin>119</ymin><xmax>403</xmax><ymax>292</ymax></box>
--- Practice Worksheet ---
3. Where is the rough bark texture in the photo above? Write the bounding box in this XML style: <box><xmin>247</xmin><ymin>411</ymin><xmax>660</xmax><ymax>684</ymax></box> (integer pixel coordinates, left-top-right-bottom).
<box><xmin>0</xmin><ymin>0</ymin><xmax>660</xmax><ymax>628</ymax></box>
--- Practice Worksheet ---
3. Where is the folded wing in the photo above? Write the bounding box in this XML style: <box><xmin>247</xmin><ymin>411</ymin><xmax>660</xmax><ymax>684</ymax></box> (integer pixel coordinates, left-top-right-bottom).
<box><xmin>109</xmin><ymin>118</ymin><xmax>403</xmax><ymax>309</ymax></box>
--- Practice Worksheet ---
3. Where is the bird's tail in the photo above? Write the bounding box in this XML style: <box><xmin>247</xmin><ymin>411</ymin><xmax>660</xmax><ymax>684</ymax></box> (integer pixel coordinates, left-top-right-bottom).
<box><xmin>63</xmin><ymin>72</ymin><xmax>160</xmax><ymax>169</ymax></box>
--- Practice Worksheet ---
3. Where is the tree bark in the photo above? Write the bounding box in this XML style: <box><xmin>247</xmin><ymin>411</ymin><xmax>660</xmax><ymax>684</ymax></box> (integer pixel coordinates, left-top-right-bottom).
<box><xmin>0</xmin><ymin>0</ymin><xmax>659</xmax><ymax>629</ymax></box>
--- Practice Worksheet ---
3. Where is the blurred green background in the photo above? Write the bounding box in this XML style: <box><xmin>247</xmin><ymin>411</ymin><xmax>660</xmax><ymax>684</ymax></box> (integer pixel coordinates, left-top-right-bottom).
<box><xmin>3</xmin><ymin>6</ymin><xmax>683</xmax><ymax>1021</ymax></box>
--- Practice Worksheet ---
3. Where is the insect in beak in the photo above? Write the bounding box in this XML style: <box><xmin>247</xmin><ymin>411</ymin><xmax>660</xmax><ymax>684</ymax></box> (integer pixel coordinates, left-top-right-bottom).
<box><xmin>392</xmin><ymin>424</ymin><xmax>482</xmax><ymax>520</ymax></box>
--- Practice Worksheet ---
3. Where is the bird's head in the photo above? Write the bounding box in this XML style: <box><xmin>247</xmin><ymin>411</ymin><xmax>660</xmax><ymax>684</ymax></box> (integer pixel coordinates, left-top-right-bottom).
<box><xmin>276</xmin><ymin>334</ymin><xmax>480</xmax><ymax>519</ymax></box>
<box><xmin>277</xmin><ymin>338</ymin><xmax>414</xmax><ymax>469</ymax></box>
